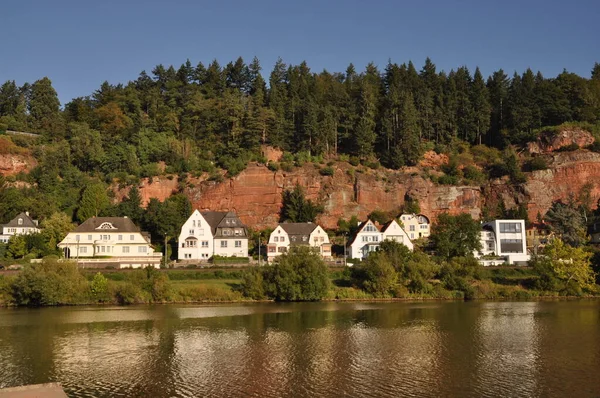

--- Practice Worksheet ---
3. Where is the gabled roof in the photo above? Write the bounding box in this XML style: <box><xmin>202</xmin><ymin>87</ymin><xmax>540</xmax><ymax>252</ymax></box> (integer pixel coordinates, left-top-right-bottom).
<box><xmin>3</xmin><ymin>212</ymin><xmax>39</xmax><ymax>229</ymax></box>
<box><xmin>279</xmin><ymin>222</ymin><xmax>318</xmax><ymax>236</ymax></box>
<box><xmin>201</xmin><ymin>211</ymin><xmax>248</xmax><ymax>238</ymax></box>
<box><xmin>347</xmin><ymin>219</ymin><xmax>380</xmax><ymax>246</ymax></box>
<box><xmin>276</xmin><ymin>222</ymin><xmax>320</xmax><ymax>246</ymax></box>
<box><xmin>73</xmin><ymin>217</ymin><xmax>141</xmax><ymax>233</ymax></box>
<box><xmin>200</xmin><ymin>211</ymin><xmax>228</xmax><ymax>235</ymax></box>
<box><xmin>380</xmin><ymin>219</ymin><xmax>400</xmax><ymax>233</ymax></box>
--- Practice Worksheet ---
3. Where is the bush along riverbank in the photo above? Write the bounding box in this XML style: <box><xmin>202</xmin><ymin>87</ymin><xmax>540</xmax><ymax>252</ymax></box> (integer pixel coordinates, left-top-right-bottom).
<box><xmin>1</xmin><ymin>239</ymin><xmax>598</xmax><ymax>307</ymax></box>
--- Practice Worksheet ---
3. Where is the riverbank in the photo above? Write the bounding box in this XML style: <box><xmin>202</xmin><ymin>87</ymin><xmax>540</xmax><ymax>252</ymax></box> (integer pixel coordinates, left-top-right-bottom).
<box><xmin>1</xmin><ymin>260</ymin><xmax>596</xmax><ymax>307</ymax></box>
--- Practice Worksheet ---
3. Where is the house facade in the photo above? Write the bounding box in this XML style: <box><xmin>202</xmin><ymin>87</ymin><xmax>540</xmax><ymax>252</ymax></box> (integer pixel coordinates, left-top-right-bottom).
<box><xmin>267</xmin><ymin>222</ymin><xmax>331</xmax><ymax>262</ymax></box>
<box><xmin>57</xmin><ymin>217</ymin><xmax>161</xmax><ymax>268</ymax></box>
<box><xmin>178</xmin><ymin>210</ymin><xmax>248</xmax><ymax>261</ymax></box>
<box><xmin>476</xmin><ymin>219</ymin><xmax>529</xmax><ymax>265</ymax></box>
<box><xmin>348</xmin><ymin>219</ymin><xmax>413</xmax><ymax>260</ymax></box>
<box><xmin>0</xmin><ymin>212</ymin><xmax>40</xmax><ymax>243</ymax></box>
<box><xmin>399</xmin><ymin>213</ymin><xmax>431</xmax><ymax>240</ymax></box>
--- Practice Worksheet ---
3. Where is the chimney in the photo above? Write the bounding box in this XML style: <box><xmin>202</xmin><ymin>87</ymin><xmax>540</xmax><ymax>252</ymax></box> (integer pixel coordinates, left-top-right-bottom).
<box><xmin>124</xmin><ymin>216</ymin><xmax>128</xmax><ymax>218</ymax></box>
<box><xmin>25</xmin><ymin>211</ymin><xmax>29</xmax><ymax>216</ymax></box>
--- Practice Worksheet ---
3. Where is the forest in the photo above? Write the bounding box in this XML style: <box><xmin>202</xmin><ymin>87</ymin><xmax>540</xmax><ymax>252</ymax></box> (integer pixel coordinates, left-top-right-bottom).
<box><xmin>1</xmin><ymin>56</ymin><xmax>600</xmax><ymax>251</ymax></box>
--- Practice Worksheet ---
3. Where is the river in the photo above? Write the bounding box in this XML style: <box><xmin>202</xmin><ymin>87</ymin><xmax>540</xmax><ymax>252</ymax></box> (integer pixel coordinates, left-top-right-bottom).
<box><xmin>0</xmin><ymin>301</ymin><xmax>599</xmax><ymax>397</ymax></box>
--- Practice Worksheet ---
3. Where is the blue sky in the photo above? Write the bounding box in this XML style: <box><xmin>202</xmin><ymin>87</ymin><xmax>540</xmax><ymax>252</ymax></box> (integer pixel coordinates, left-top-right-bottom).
<box><xmin>2</xmin><ymin>0</ymin><xmax>599</xmax><ymax>105</ymax></box>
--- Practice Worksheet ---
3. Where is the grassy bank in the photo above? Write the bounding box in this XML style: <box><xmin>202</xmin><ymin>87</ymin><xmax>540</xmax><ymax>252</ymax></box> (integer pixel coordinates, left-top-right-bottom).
<box><xmin>0</xmin><ymin>259</ymin><xmax>595</xmax><ymax>308</ymax></box>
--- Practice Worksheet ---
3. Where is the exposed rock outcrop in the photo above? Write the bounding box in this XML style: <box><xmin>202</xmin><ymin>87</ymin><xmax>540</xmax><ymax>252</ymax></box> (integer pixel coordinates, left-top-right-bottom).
<box><xmin>0</xmin><ymin>154</ymin><xmax>36</xmax><ymax>176</ymax></box>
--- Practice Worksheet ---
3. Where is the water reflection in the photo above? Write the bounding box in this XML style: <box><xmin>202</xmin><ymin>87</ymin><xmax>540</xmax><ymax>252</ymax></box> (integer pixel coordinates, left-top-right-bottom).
<box><xmin>1</xmin><ymin>301</ymin><xmax>600</xmax><ymax>397</ymax></box>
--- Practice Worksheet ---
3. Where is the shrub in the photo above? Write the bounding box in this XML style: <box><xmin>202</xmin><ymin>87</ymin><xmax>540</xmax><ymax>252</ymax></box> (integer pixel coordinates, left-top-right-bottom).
<box><xmin>90</xmin><ymin>272</ymin><xmax>111</xmax><ymax>302</ymax></box>
<box><xmin>319</xmin><ymin>166</ymin><xmax>335</xmax><ymax>176</ymax></box>
<box><xmin>527</xmin><ymin>157</ymin><xmax>548</xmax><ymax>171</ymax></box>
<box><xmin>267</xmin><ymin>161</ymin><xmax>280</xmax><ymax>172</ymax></box>
<box><xmin>280</xmin><ymin>162</ymin><xmax>294</xmax><ymax>172</ymax></box>
<box><xmin>115</xmin><ymin>282</ymin><xmax>145</xmax><ymax>305</ymax></box>
<box><xmin>243</xmin><ymin>247</ymin><xmax>330</xmax><ymax>301</ymax></box>
<box><xmin>351</xmin><ymin>252</ymin><xmax>397</xmax><ymax>297</ymax></box>
<box><xmin>349</xmin><ymin>156</ymin><xmax>360</xmax><ymax>166</ymax></box>
<box><xmin>240</xmin><ymin>267</ymin><xmax>265</xmax><ymax>300</ymax></box>
<box><xmin>11</xmin><ymin>258</ymin><xmax>89</xmax><ymax>306</ymax></box>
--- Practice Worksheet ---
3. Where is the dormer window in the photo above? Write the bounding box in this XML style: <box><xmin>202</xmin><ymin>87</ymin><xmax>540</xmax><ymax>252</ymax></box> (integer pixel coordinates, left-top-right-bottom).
<box><xmin>18</xmin><ymin>218</ymin><xmax>23</xmax><ymax>225</ymax></box>
<box><xmin>97</xmin><ymin>222</ymin><xmax>117</xmax><ymax>230</ymax></box>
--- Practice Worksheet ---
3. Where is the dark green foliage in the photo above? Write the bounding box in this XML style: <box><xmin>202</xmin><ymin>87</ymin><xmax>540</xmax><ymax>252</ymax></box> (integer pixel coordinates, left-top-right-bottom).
<box><xmin>544</xmin><ymin>200</ymin><xmax>587</xmax><ymax>247</ymax></box>
<box><xmin>351</xmin><ymin>252</ymin><xmax>397</xmax><ymax>296</ymax></box>
<box><xmin>11</xmin><ymin>258</ymin><xmax>89</xmax><ymax>306</ymax></box>
<box><xmin>319</xmin><ymin>166</ymin><xmax>335</xmax><ymax>176</ymax></box>
<box><xmin>430</xmin><ymin>213</ymin><xmax>482</xmax><ymax>259</ymax></box>
<box><xmin>526</xmin><ymin>156</ymin><xmax>548</xmax><ymax>171</ymax></box>
<box><xmin>241</xmin><ymin>246</ymin><xmax>330</xmax><ymax>301</ymax></box>
<box><xmin>280</xmin><ymin>184</ymin><xmax>324</xmax><ymax>223</ymax></box>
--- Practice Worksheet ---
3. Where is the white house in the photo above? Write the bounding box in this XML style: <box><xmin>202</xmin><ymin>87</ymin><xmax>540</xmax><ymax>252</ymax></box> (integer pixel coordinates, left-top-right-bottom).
<box><xmin>399</xmin><ymin>213</ymin><xmax>431</xmax><ymax>240</ymax></box>
<box><xmin>267</xmin><ymin>222</ymin><xmax>331</xmax><ymax>262</ymax></box>
<box><xmin>476</xmin><ymin>219</ymin><xmax>529</xmax><ymax>265</ymax></box>
<box><xmin>348</xmin><ymin>219</ymin><xmax>413</xmax><ymax>260</ymax></box>
<box><xmin>0</xmin><ymin>212</ymin><xmax>40</xmax><ymax>243</ymax></box>
<box><xmin>178</xmin><ymin>210</ymin><xmax>248</xmax><ymax>261</ymax></box>
<box><xmin>57</xmin><ymin>217</ymin><xmax>161</xmax><ymax>268</ymax></box>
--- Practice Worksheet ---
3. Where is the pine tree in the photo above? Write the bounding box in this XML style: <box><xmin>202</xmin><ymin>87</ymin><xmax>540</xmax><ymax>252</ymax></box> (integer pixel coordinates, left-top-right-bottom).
<box><xmin>28</xmin><ymin>77</ymin><xmax>62</xmax><ymax>135</ymax></box>
<box><xmin>470</xmin><ymin>67</ymin><xmax>491</xmax><ymax>145</ymax></box>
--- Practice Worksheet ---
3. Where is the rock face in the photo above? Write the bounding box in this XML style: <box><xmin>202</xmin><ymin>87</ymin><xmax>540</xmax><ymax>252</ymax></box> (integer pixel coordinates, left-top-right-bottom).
<box><xmin>178</xmin><ymin>163</ymin><xmax>482</xmax><ymax>229</ymax></box>
<box><xmin>121</xmin><ymin>146</ymin><xmax>600</xmax><ymax>231</ymax></box>
<box><xmin>527</xmin><ymin>127</ymin><xmax>595</xmax><ymax>153</ymax></box>
<box><xmin>0</xmin><ymin>154</ymin><xmax>36</xmax><ymax>176</ymax></box>
<box><xmin>524</xmin><ymin>150</ymin><xmax>600</xmax><ymax>220</ymax></box>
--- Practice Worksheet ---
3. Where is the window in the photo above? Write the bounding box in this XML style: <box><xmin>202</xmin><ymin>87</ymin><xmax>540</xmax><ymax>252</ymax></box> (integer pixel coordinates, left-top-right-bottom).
<box><xmin>18</xmin><ymin>218</ymin><xmax>23</xmax><ymax>225</ymax></box>
<box><xmin>500</xmin><ymin>239</ymin><xmax>523</xmax><ymax>253</ymax></box>
<box><xmin>138</xmin><ymin>246</ymin><xmax>147</xmax><ymax>253</ymax></box>
<box><xmin>221</xmin><ymin>241</ymin><xmax>228</xmax><ymax>248</ymax></box>
<box><xmin>186</xmin><ymin>239</ymin><xmax>197</xmax><ymax>248</ymax></box>
<box><xmin>202</xmin><ymin>253</ymin><xmax>208</xmax><ymax>258</ymax></box>
<box><xmin>185</xmin><ymin>253</ymin><xmax>192</xmax><ymax>259</ymax></box>
<box><xmin>97</xmin><ymin>222</ymin><xmax>116</xmax><ymax>229</ymax></box>
<box><xmin>76</xmin><ymin>235</ymin><xmax>80</xmax><ymax>242</ymax></box>
<box><xmin>234</xmin><ymin>229</ymin><xmax>242</xmax><ymax>236</ymax></box>
<box><xmin>100</xmin><ymin>246</ymin><xmax>106</xmax><ymax>253</ymax></box>
<box><xmin>80</xmin><ymin>247</ymin><xmax>87</xmax><ymax>254</ymax></box>
<box><xmin>235</xmin><ymin>240</ymin><xmax>242</xmax><ymax>248</ymax></box>
<box><xmin>410</xmin><ymin>225</ymin><xmax>415</xmax><ymax>231</ymax></box>
<box><xmin>222</xmin><ymin>229</ymin><xmax>231</xmax><ymax>236</ymax></box>
<box><xmin>499</xmin><ymin>223</ymin><xmax>522</xmax><ymax>233</ymax></box>
<box><xmin>122</xmin><ymin>246</ymin><xmax>130</xmax><ymax>253</ymax></box>
<box><xmin>362</xmin><ymin>236</ymin><xmax>367</xmax><ymax>242</ymax></box>
<box><xmin>202</xmin><ymin>241</ymin><xmax>209</xmax><ymax>248</ymax></box>
<box><xmin>278</xmin><ymin>247</ymin><xmax>286</xmax><ymax>253</ymax></box>
<box><xmin>192</xmin><ymin>220</ymin><xmax>196</xmax><ymax>227</ymax></box>
<box><xmin>274</xmin><ymin>237</ymin><xmax>279</xmax><ymax>242</ymax></box>
<box><xmin>374</xmin><ymin>236</ymin><xmax>379</xmax><ymax>242</ymax></box>
<box><xmin>130</xmin><ymin>235</ymin><xmax>134</xmax><ymax>240</ymax></box>
<box><xmin>269</xmin><ymin>246</ymin><xmax>276</xmax><ymax>253</ymax></box>
<box><xmin>364</xmin><ymin>224</ymin><xmax>377</xmax><ymax>232</ymax></box>
<box><xmin>118</xmin><ymin>235</ymin><xmax>123</xmax><ymax>241</ymax></box>
<box><xmin>280</xmin><ymin>236</ymin><xmax>285</xmax><ymax>242</ymax></box>
<box><xmin>88</xmin><ymin>235</ymin><xmax>92</xmax><ymax>241</ymax></box>
<box><xmin>189</xmin><ymin>229</ymin><xmax>194</xmax><ymax>235</ymax></box>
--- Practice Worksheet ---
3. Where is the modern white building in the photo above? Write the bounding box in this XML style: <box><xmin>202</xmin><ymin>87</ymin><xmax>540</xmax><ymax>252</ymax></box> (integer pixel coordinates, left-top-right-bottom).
<box><xmin>0</xmin><ymin>212</ymin><xmax>40</xmax><ymax>243</ymax></box>
<box><xmin>476</xmin><ymin>219</ymin><xmax>529</xmax><ymax>265</ymax></box>
<box><xmin>58</xmin><ymin>217</ymin><xmax>161</xmax><ymax>268</ymax></box>
<box><xmin>348</xmin><ymin>219</ymin><xmax>413</xmax><ymax>260</ymax></box>
<box><xmin>267</xmin><ymin>222</ymin><xmax>331</xmax><ymax>262</ymax></box>
<box><xmin>178</xmin><ymin>210</ymin><xmax>248</xmax><ymax>261</ymax></box>
<box><xmin>399</xmin><ymin>213</ymin><xmax>431</xmax><ymax>240</ymax></box>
